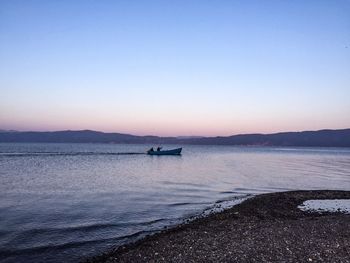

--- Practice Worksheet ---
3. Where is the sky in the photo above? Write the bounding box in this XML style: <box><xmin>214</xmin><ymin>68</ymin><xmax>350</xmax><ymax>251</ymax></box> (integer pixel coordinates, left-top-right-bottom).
<box><xmin>0</xmin><ymin>0</ymin><xmax>349</xmax><ymax>136</ymax></box>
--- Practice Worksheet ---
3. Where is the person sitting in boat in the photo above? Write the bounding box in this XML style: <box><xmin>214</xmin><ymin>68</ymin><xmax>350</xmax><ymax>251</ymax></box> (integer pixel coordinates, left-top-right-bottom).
<box><xmin>157</xmin><ymin>146</ymin><xmax>162</xmax><ymax>151</ymax></box>
<box><xmin>149</xmin><ymin>147</ymin><xmax>154</xmax><ymax>152</ymax></box>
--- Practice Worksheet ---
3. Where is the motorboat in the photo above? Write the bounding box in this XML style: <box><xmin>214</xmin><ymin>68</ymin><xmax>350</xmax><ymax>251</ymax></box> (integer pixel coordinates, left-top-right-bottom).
<box><xmin>147</xmin><ymin>147</ymin><xmax>182</xmax><ymax>155</ymax></box>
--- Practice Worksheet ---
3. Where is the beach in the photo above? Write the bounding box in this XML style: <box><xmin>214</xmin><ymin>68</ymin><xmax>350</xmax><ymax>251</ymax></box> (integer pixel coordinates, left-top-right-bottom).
<box><xmin>86</xmin><ymin>190</ymin><xmax>350</xmax><ymax>262</ymax></box>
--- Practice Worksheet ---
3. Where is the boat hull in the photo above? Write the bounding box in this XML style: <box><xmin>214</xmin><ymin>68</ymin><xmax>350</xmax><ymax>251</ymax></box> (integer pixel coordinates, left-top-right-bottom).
<box><xmin>147</xmin><ymin>148</ymin><xmax>182</xmax><ymax>155</ymax></box>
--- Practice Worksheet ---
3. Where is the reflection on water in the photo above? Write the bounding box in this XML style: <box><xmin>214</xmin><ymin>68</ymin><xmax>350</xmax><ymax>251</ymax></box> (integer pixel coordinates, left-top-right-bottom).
<box><xmin>0</xmin><ymin>143</ymin><xmax>349</xmax><ymax>262</ymax></box>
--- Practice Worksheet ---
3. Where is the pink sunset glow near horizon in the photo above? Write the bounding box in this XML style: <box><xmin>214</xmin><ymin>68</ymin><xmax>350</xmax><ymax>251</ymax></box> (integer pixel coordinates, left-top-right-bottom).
<box><xmin>1</xmin><ymin>115</ymin><xmax>349</xmax><ymax>137</ymax></box>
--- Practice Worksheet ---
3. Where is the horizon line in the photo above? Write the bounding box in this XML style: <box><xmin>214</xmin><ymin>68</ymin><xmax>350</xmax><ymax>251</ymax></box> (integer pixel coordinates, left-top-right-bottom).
<box><xmin>1</xmin><ymin>127</ymin><xmax>350</xmax><ymax>138</ymax></box>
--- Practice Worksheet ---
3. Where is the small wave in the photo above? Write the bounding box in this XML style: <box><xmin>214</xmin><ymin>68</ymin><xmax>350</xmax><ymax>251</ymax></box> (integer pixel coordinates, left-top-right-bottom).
<box><xmin>0</xmin><ymin>230</ymin><xmax>152</xmax><ymax>258</ymax></box>
<box><xmin>167</xmin><ymin>201</ymin><xmax>211</xmax><ymax>207</ymax></box>
<box><xmin>200</xmin><ymin>195</ymin><xmax>252</xmax><ymax>217</ymax></box>
<box><xmin>0</xmin><ymin>152</ymin><xmax>146</xmax><ymax>157</ymax></box>
<box><xmin>215</xmin><ymin>194</ymin><xmax>252</xmax><ymax>204</ymax></box>
<box><xmin>221</xmin><ymin>187</ymin><xmax>274</xmax><ymax>195</ymax></box>
<box><xmin>10</xmin><ymin>219</ymin><xmax>167</xmax><ymax>239</ymax></box>
<box><xmin>160</xmin><ymin>181</ymin><xmax>208</xmax><ymax>188</ymax></box>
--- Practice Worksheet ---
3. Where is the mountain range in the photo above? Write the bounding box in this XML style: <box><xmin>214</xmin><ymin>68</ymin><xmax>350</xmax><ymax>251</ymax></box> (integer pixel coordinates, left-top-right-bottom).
<box><xmin>0</xmin><ymin>129</ymin><xmax>349</xmax><ymax>147</ymax></box>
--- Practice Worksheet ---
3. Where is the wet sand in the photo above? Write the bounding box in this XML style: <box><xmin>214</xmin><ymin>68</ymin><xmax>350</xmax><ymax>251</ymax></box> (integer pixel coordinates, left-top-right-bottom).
<box><xmin>85</xmin><ymin>190</ymin><xmax>350</xmax><ymax>262</ymax></box>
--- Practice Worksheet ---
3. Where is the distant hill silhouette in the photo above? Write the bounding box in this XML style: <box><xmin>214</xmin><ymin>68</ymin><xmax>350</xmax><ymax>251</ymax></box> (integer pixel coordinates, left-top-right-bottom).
<box><xmin>186</xmin><ymin>129</ymin><xmax>350</xmax><ymax>147</ymax></box>
<box><xmin>0</xmin><ymin>129</ymin><xmax>349</xmax><ymax>147</ymax></box>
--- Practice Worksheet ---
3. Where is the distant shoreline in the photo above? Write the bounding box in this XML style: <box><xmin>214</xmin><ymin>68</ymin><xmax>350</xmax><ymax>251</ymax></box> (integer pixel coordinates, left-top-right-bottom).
<box><xmin>85</xmin><ymin>190</ymin><xmax>350</xmax><ymax>262</ymax></box>
<box><xmin>1</xmin><ymin>128</ymin><xmax>350</xmax><ymax>147</ymax></box>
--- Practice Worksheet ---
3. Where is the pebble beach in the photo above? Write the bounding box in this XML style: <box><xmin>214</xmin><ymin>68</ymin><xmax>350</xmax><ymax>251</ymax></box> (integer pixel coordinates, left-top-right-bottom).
<box><xmin>86</xmin><ymin>190</ymin><xmax>350</xmax><ymax>263</ymax></box>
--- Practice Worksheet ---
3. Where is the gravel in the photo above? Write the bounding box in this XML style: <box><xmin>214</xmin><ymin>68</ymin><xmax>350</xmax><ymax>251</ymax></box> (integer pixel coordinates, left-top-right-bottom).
<box><xmin>84</xmin><ymin>190</ymin><xmax>350</xmax><ymax>263</ymax></box>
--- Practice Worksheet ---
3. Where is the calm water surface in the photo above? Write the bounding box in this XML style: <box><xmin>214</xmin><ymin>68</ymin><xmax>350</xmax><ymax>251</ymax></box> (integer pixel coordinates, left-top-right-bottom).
<box><xmin>0</xmin><ymin>143</ymin><xmax>350</xmax><ymax>262</ymax></box>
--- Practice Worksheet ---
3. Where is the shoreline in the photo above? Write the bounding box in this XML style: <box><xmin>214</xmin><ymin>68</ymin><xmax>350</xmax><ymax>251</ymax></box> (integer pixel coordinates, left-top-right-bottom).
<box><xmin>84</xmin><ymin>190</ymin><xmax>350</xmax><ymax>262</ymax></box>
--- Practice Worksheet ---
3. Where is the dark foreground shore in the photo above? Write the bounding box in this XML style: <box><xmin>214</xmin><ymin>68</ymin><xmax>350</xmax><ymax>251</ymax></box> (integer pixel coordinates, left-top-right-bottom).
<box><xmin>85</xmin><ymin>190</ymin><xmax>350</xmax><ymax>262</ymax></box>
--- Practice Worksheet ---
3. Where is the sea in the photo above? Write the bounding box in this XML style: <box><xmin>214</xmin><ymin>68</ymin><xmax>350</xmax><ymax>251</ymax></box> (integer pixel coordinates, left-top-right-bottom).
<box><xmin>0</xmin><ymin>143</ymin><xmax>349</xmax><ymax>262</ymax></box>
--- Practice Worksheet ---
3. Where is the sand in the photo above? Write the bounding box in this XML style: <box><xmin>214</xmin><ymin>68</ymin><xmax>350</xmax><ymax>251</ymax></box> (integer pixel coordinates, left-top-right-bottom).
<box><xmin>84</xmin><ymin>190</ymin><xmax>350</xmax><ymax>263</ymax></box>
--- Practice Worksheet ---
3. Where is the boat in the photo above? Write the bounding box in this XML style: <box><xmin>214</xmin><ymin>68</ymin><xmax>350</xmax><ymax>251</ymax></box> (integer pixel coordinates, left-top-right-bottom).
<box><xmin>147</xmin><ymin>147</ymin><xmax>182</xmax><ymax>155</ymax></box>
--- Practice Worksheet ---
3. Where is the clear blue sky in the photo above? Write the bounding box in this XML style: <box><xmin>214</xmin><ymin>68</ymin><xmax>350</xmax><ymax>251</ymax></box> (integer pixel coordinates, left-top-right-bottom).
<box><xmin>1</xmin><ymin>0</ymin><xmax>349</xmax><ymax>136</ymax></box>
